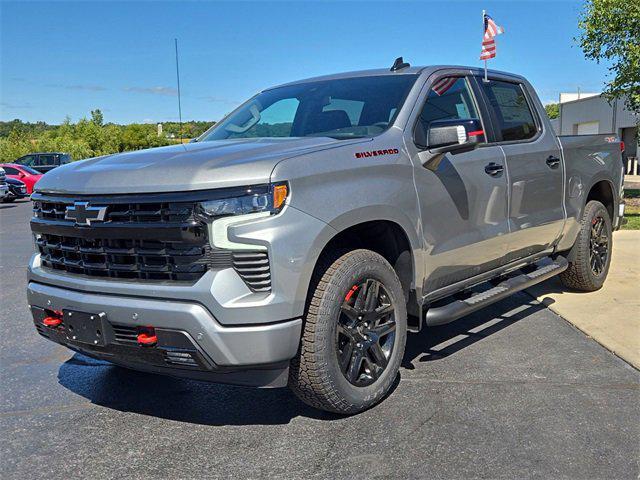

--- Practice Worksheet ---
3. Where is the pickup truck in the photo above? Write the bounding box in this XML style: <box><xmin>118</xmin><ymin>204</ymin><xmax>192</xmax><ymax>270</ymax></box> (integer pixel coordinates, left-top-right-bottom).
<box><xmin>28</xmin><ymin>61</ymin><xmax>624</xmax><ymax>414</ymax></box>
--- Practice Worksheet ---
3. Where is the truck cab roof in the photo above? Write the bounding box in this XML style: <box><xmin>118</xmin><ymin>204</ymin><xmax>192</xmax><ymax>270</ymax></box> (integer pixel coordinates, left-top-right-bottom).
<box><xmin>268</xmin><ymin>65</ymin><xmax>527</xmax><ymax>90</ymax></box>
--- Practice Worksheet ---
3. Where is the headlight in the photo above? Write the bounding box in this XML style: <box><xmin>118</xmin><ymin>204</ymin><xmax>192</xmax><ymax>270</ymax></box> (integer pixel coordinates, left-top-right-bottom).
<box><xmin>197</xmin><ymin>183</ymin><xmax>289</xmax><ymax>251</ymax></box>
<box><xmin>198</xmin><ymin>183</ymin><xmax>288</xmax><ymax>218</ymax></box>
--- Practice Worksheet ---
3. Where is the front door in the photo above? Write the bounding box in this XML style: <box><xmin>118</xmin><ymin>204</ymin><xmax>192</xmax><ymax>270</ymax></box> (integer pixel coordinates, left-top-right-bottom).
<box><xmin>408</xmin><ymin>73</ymin><xmax>510</xmax><ymax>294</ymax></box>
<box><xmin>477</xmin><ymin>78</ymin><xmax>564</xmax><ymax>262</ymax></box>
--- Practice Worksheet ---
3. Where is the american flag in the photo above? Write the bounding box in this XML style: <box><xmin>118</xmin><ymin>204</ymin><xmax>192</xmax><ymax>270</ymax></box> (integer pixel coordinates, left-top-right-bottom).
<box><xmin>431</xmin><ymin>77</ymin><xmax>458</xmax><ymax>96</ymax></box>
<box><xmin>480</xmin><ymin>13</ymin><xmax>504</xmax><ymax>60</ymax></box>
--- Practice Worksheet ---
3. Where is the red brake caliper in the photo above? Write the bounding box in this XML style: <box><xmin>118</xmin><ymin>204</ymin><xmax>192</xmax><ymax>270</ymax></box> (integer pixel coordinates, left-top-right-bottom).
<box><xmin>345</xmin><ymin>285</ymin><xmax>359</xmax><ymax>302</ymax></box>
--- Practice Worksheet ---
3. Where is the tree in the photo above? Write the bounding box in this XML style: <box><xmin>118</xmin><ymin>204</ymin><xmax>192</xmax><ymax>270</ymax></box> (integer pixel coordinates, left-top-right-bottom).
<box><xmin>545</xmin><ymin>103</ymin><xmax>560</xmax><ymax>120</ymax></box>
<box><xmin>578</xmin><ymin>0</ymin><xmax>640</xmax><ymax>115</ymax></box>
<box><xmin>91</xmin><ymin>109</ymin><xmax>104</xmax><ymax>126</ymax></box>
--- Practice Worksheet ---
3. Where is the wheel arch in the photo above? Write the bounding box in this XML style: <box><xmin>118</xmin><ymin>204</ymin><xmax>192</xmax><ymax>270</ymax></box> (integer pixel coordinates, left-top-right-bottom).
<box><xmin>305</xmin><ymin>210</ymin><xmax>422</xmax><ymax>321</ymax></box>
<box><xmin>586</xmin><ymin>178</ymin><xmax>615</xmax><ymax>221</ymax></box>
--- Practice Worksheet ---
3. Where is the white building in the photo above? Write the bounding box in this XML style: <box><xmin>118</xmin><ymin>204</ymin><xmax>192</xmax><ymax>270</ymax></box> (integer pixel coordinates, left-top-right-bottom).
<box><xmin>557</xmin><ymin>93</ymin><xmax>638</xmax><ymax>173</ymax></box>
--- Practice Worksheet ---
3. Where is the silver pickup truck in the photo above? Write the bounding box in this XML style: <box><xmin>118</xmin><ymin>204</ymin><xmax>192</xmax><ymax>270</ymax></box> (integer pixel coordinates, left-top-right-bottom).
<box><xmin>28</xmin><ymin>61</ymin><xmax>624</xmax><ymax>414</ymax></box>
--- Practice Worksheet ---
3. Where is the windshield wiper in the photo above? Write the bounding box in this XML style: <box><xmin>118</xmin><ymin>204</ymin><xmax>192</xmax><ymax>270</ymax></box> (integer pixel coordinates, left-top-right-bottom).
<box><xmin>304</xmin><ymin>133</ymin><xmax>369</xmax><ymax>140</ymax></box>
<box><xmin>327</xmin><ymin>135</ymin><xmax>369</xmax><ymax>140</ymax></box>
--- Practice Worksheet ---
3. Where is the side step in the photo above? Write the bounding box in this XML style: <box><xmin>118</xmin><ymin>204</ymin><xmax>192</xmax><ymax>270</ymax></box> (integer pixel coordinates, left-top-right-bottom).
<box><xmin>425</xmin><ymin>257</ymin><xmax>568</xmax><ymax>327</ymax></box>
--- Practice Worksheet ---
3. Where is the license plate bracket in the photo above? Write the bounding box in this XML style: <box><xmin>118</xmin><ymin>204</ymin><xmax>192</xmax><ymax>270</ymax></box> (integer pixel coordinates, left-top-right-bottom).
<box><xmin>63</xmin><ymin>310</ymin><xmax>107</xmax><ymax>346</ymax></box>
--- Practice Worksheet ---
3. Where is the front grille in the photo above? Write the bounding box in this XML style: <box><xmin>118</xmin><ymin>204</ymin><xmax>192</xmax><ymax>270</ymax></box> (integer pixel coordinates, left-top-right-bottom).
<box><xmin>32</xmin><ymin>193</ymin><xmax>210</xmax><ymax>282</ymax></box>
<box><xmin>31</xmin><ymin>192</ymin><xmax>272</xmax><ymax>290</ymax></box>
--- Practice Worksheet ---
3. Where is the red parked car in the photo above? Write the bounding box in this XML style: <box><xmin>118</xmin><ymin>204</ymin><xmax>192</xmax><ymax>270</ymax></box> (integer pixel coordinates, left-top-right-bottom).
<box><xmin>0</xmin><ymin>164</ymin><xmax>43</xmax><ymax>194</ymax></box>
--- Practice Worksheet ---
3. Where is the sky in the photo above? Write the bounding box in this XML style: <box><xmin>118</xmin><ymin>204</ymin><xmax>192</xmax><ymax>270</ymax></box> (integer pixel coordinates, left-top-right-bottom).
<box><xmin>0</xmin><ymin>0</ymin><xmax>611</xmax><ymax>125</ymax></box>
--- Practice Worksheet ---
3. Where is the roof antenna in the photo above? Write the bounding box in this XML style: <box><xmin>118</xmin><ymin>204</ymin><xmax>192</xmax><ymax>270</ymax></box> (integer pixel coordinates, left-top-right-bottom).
<box><xmin>390</xmin><ymin>57</ymin><xmax>410</xmax><ymax>71</ymax></box>
<box><xmin>174</xmin><ymin>38</ymin><xmax>183</xmax><ymax>142</ymax></box>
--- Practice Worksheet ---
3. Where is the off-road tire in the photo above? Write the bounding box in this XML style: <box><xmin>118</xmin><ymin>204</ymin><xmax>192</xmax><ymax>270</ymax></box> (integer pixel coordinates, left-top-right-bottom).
<box><xmin>559</xmin><ymin>200</ymin><xmax>612</xmax><ymax>292</ymax></box>
<box><xmin>288</xmin><ymin>249</ymin><xmax>407</xmax><ymax>415</ymax></box>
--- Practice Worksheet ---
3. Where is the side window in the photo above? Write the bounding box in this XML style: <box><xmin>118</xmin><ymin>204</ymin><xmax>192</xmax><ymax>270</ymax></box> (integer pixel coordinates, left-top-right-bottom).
<box><xmin>17</xmin><ymin>155</ymin><xmax>36</xmax><ymax>166</ymax></box>
<box><xmin>418</xmin><ymin>76</ymin><xmax>479</xmax><ymax>128</ymax></box>
<box><xmin>3</xmin><ymin>166</ymin><xmax>19</xmax><ymax>175</ymax></box>
<box><xmin>480</xmin><ymin>80</ymin><xmax>537</xmax><ymax>141</ymax></box>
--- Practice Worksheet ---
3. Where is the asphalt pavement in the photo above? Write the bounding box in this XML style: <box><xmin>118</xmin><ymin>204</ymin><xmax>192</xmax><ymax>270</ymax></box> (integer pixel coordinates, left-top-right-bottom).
<box><xmin>1</xmin><ymin>199</ymin><xmax>639</xmax><ymax>480</ymax></box>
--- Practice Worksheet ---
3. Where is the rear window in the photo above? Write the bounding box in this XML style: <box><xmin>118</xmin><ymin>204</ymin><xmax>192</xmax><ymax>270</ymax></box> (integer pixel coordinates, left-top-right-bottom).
<box><xmin>480</xmin><ymin>80</ymin><xmax>538</xmax><ymax>141</ymax></box>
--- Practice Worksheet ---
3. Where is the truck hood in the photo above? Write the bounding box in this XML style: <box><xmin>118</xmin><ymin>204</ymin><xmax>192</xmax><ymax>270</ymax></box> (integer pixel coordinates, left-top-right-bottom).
<box><xmin>36</xmin><ymin>137</ymin><xmax>354</xmax><ymax>195</ymax></box>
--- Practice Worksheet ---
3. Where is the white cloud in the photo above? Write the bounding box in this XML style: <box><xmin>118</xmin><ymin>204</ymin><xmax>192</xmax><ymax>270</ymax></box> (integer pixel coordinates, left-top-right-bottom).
<box><xmin>124</xmin><ymin>86</ymin><xmax>178</xmax><ymax>96</ymax></box>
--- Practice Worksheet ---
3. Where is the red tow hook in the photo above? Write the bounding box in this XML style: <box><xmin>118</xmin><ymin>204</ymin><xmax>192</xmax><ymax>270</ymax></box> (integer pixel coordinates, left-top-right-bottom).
<box><xmin>137</xmin><ymin>326</ymin><xmax>158</xmax><ymax>347</ymax></box>
<box><xmin>43</xmin><ymin>317</ymin><xmax>62</xmax><ymax>327</ymax></box>
<box><xmin>43</xmin><ymin>310</ymin><xmax>63</xmax><ymax>327</ymax></box>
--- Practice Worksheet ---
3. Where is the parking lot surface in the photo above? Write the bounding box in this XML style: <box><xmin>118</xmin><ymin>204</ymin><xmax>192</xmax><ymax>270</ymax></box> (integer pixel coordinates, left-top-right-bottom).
<box><xmin>1</xmin><ymin>199</ymin><xmax>639</xmax><ymax>480</ymax></box>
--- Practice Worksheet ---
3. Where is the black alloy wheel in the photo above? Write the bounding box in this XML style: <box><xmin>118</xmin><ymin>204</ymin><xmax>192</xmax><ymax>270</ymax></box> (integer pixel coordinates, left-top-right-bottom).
<box><xmin>559</xmin><ymin>200</ymin><xmax>613</xmax><ymax>292</ymax></box>
<box><xmin>589</xmin><ymin>215</ymin><xmax>609</xmax><ymax>276</ymax></box>
<box><xmin>288</xmin><ymin>249</ymin><xmax>407</xmax><ymax>414</ymax></box>
<box><xmin>336</xmin><ymin>279</ymin><xmax>396</xmax><ymax>387</ymax></box>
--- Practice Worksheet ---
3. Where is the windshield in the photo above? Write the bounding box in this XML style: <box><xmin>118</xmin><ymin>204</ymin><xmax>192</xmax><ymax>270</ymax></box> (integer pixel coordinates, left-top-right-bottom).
<box><xmin>200</xmin><ymin>74</ymin><xmax>418</xmax><ymax>141</ymax></box>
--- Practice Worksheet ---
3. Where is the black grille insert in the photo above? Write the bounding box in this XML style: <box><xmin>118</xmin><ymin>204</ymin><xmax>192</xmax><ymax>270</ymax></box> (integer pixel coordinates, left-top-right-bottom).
<box><xmin>164</xmin><ymin>350</ymin><xmax>200</xmax><ymax>367</ymax></box>
<box><xmin>112</xmin><ymin>324</ymin><xmax>138</xmax><ymax>345</ymax></box>
<box><xmin>37</xmin><ymin>234</ymin><xmax>211</xmax><ymax>281</ymax></box>
<box><xmin>232</xmin><ymin>251</ymin><xmax>272</xmax><ymax>292</ymax></box>
<box><xmin>32</xmin><ymin>199</ymin><xmax>196</xmax><ymax>224</ymax></box>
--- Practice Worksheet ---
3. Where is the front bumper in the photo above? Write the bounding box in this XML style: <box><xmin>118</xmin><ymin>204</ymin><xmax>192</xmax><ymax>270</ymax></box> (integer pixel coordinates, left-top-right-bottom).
<box><xmin>28</xmin><ymin>204</ymin><xmax>336</xmax><ymax>326</ymax></box>
<box><xmin>28</xmin><ymin>281</ymin><xmax>302</xmax><ymax>387</ymax></box>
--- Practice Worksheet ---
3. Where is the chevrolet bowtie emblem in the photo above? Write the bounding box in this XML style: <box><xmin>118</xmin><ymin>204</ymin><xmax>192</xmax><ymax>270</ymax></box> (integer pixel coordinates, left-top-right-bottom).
<box><xmin>65</xmin><ymin>202</ymin><xmax>107</xmax><ymax>225</ymax></box>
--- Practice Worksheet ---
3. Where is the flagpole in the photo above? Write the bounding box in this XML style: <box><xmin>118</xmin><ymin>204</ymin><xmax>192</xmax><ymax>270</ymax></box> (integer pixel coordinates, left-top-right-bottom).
<box><xmin>482</xmin><ymin>9</ymin><xmax>488</xmax><ymax>82</ymax></box>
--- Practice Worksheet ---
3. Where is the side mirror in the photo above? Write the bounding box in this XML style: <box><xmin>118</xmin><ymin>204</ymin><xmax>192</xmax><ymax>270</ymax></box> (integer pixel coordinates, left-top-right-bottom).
<box><xmin>415</xmin><ymin>118</ymin><xmax>484</xmax><ymax>155</ymax></box>
<box><xmin>19</xmin><ymin>172</ymin><xmax>26</xmax><ymax>178</ymax></box>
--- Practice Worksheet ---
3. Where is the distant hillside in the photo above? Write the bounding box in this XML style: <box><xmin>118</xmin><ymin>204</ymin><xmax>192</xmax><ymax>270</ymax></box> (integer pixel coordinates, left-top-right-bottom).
<box><xmin>0</xmin><ymin>111</ymin><xmax>215</xmax><ymax>163</ymax></box>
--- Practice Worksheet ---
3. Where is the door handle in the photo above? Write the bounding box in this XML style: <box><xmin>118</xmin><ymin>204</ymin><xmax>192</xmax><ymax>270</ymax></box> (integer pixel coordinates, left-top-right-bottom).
<box><xmin>546</xmin><ymin>155</ymin><xmax>561</xmax><ymax>168</ymax></box>
<box><xmin>484</xmin><ymin>162</ymin><xmax>504</xmax><ymax>176</ymax></box>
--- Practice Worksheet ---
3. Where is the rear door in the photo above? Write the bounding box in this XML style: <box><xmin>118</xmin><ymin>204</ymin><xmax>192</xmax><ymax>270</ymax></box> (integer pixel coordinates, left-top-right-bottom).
<box><xmin>476</xmin><ymin>77</ymin><xmax>564</xmax><ymax>262</ymax></box>
<box><xmin>408</xmin><ymin>72</ymin><xmax>510</xmax><ymax>294</ymax></box>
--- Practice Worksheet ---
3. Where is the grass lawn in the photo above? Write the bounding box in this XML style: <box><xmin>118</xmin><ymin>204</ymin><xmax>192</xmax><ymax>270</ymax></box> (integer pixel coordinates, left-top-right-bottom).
<box><xmin>622</xmin><ymin>189</ymin><xmax>640</xmax><ymax>230</ymax></box>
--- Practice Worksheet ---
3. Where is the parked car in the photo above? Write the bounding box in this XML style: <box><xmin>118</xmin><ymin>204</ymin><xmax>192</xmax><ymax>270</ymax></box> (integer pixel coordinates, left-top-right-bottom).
<box><xmin>0</xmin><ymin>163</ymin><xmax>43</xmax><ymax>194</ymax></box>
<box><xmin>27</xmin><ymin>62</ymin><xmax>624</xmax><ymax>414</ymax></box>
<box><xmin>0</xmin><ymin>168</ymin><xmax>9</xmax><ymax>201</ymax></box>
<box><xmin>3</xmin><ymin>177</ymin><xmax>28</xmax><ymax>202</ymax></box>
<box><xmin>14</xmin><ymin>152</ymin><xmax>72</xmax><ymax>173</ymax></box>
